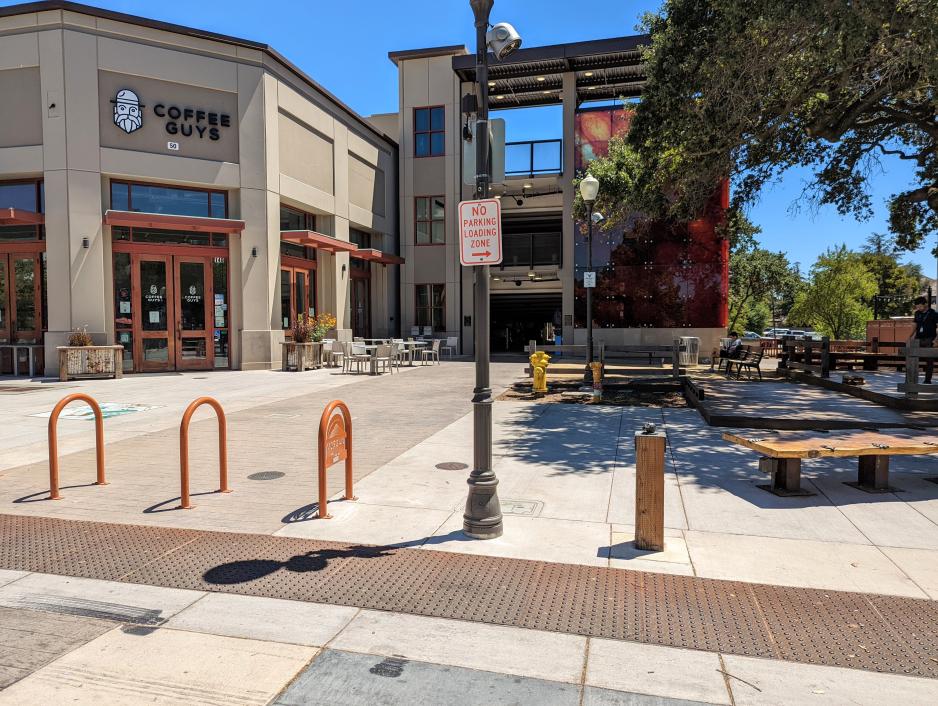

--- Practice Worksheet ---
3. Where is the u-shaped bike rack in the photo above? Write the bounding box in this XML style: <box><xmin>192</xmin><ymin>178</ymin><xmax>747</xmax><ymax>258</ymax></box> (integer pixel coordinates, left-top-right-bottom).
<box><xmin>179</xmin><ymin>396</ymin><xmax>230</xmax><ymax>509</ymax></box>
<box><xmin>317</xmin><ymin>400</ymin><xmax>355</xmax><ymax>518</ymax></box>
<box><xmin>48</xmin><ymin>393</ymin><xmax>108</xmax><ymax>500</ymax></box>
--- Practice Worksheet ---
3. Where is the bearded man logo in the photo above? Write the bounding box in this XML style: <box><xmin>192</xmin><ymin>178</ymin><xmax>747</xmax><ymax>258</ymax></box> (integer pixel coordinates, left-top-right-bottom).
<box><xmin>112</xmin><ymin>89</ymin><xmax>143</xmax><ymax>134</ymax></box>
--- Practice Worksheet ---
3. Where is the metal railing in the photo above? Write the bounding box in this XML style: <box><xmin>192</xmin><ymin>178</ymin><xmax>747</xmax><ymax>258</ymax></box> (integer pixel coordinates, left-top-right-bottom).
<box><xmin>505</xmin><ymin>139</ymin><xmax>562</xmax><ymax>176</ymax></box>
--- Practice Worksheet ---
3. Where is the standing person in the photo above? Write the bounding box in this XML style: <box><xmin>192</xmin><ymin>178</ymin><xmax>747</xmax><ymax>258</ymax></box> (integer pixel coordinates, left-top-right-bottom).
<box><xmin>913</xmin><ymin>296</ymin><xmax>937</xmax><ymax>383</ymax></box>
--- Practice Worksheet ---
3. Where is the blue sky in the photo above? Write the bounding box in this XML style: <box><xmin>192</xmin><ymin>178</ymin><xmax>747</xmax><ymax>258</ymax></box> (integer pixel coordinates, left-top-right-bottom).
<box><xmin>8</xmin><ymin>0</ymin><xmax>931</xmax><ymax>275</ymax></box>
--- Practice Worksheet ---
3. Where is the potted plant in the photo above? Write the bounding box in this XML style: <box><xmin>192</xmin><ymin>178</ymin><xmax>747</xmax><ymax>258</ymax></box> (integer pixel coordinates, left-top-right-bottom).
<box><xmin>58</xmin><ymin>326</ymin><xmax>123</xmax><ymax>381</ymax></box>
<box><xmin>282</xmin><ymin>313</ymin><xmax>337</xmax><ymax>370</ymax></box>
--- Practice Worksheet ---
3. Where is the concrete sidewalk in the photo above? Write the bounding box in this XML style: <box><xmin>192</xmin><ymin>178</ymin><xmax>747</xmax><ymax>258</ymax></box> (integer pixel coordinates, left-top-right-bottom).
<box><xmin>1</xmin><ymin>569</ymin><xmax>935</xmax><ymax>705</ymax></box>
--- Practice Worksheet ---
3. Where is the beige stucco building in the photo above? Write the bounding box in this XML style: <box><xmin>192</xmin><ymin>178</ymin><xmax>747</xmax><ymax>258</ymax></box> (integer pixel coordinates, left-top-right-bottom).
<box><xmin>385</xmin><ymin>39</ymin><xmax>728</xmax><ymax>356</ymax></box>
<box><xmin>0</xmin><ymin>1</ymin><xmax>398</xmax><ymax>375</ymax></box>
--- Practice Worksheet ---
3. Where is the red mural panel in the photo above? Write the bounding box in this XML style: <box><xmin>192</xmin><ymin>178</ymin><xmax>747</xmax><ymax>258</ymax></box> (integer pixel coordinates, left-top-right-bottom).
<box><xmin>573</xmin><ymin>106</ymin><xmax>729</xmax><ymax>329</ymax></box>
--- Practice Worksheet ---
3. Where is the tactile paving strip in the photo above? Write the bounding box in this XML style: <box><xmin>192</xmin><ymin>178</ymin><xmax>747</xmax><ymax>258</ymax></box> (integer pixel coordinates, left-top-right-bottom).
<box><xmin>1</xmin><ymin>513</ymin><xmax>936</xmax><ymax>679</ymax></box>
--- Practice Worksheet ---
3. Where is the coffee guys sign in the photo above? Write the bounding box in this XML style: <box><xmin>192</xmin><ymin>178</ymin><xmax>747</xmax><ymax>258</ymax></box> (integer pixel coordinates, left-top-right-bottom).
<box><xmin>112</xmin><ymin>88</ymin><xmax>232</xmax><ymax>141</ymax></box>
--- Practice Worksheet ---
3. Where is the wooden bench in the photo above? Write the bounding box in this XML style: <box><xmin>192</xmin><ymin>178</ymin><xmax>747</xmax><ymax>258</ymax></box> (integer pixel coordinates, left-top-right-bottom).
<box><xmin>722</xmin><ymin>429</ymin><xmax>938</xmax><ymax>496</ymax></box>
<box><xmin>725</xmin><ymin>345</ymin><xmax>763</xmax><ymax>379</ymax></box>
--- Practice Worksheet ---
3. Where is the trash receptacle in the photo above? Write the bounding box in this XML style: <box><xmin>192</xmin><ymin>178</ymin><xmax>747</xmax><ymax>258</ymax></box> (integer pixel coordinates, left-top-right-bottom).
<box><xmin>678</xmin><ymin>336</ymin><xmax>700</xmax><ymax>366</ymax></box>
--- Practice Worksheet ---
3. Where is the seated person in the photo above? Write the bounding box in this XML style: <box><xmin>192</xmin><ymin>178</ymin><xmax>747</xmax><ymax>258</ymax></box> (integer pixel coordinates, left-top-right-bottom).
<box><xmin>725</xmin><ymin>331</ymin><xmax>744</xmax><ymax>357</ymax></box>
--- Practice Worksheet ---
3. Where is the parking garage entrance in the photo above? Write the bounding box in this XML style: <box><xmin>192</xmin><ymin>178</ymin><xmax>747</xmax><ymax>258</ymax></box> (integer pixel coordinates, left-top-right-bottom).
<box><xmin>490</xmin><ymin>293</ymin><xmax>561</xmax><ymax>353</ymax></box>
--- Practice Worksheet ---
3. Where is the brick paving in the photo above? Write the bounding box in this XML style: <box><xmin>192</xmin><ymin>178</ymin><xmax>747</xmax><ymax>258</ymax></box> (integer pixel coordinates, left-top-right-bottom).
<box><xmin>0</xmin><ymin>363</ymin><xmax>519</xmax><ymax>534</ymax></box>
<box><xmin>2</xmin><ymin>514</ymin><xmax>936</xmax><ymax>681</ymax></box>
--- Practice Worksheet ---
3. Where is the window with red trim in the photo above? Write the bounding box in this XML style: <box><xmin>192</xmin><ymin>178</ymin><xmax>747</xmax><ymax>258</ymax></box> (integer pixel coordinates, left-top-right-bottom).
<box><xmin>415</xmin><ymin>196</ymin><xmax>445</xmax><ymax>244</ymax></box>
<box><xmin>414</xmin><ymin>106</ymin><xmax>444</xmax><ymax>157</ymax></box>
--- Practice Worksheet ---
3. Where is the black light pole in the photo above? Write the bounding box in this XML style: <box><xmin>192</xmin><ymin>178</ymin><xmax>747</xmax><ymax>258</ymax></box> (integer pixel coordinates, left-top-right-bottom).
<box><xmin>579</xmin><ymin>174</ymin><xmax>599</xmax><ymax>381</ymax></box>
<box><xmin>464</xmin><ymin>0</ymin><xmax>520</xmax><ymax>539</ymax></box>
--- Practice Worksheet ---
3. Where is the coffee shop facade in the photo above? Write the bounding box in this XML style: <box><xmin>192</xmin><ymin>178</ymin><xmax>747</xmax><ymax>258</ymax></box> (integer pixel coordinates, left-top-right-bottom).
<box><xmin>0</xmin><ymin>2</ymin><xmax>399</xmax><ymax>375</ymax></box>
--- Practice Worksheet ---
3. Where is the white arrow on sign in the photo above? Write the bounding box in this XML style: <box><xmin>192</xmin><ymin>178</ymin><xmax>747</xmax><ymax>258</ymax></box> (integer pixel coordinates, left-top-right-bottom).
<box><xmin>458</xmin><ymin>198</ymin><xmax>503</xmax><ymax>266</ymax></box>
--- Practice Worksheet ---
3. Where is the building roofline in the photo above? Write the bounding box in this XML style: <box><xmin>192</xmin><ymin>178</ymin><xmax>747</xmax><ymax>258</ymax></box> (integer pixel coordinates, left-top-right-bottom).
<box><xmin>0</xmin><ymin>1</ymin><xmax>396</xmax><ymax>147</ymax></box>
<box><xmin>387</xmin><ymin>44</ymin><xmax>468</xmax><ymax>65</ymax></box>
<box><xmin>451</xmin><ymin>34</ymin><xmax>649</xmax><ymax>73</ymax></box>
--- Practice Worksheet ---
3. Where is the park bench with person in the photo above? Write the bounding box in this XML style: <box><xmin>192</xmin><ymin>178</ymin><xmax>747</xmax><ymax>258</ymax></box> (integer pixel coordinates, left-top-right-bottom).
<box><xmin>725</xmin><ymin>345</ymin><xmax>764</xmax><ymax>379</ymax></box>
<box><xmin>723</xmin><ymin>428</ymin><xmax>938</xmax><ymax>496</ymax></box>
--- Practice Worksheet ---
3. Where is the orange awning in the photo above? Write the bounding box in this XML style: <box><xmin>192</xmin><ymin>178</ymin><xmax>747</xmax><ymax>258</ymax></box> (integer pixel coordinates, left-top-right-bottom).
<box><xmin>350</xmin><ymin>248</ymin><xmax>405</xmax><ymax>265</ymax></box>
<box><xmin>104</xmin><ymin>210</ymin><xmax>245</xmax><ymax>233</ymax></box>
<box><xmin>0</xmin><ymin>207</ymin><xmax>44</xmax><ymax>226</ymax></box>
<box><xmin>280</xmin><ymin>230</ymin><xmax>359</xmax><ymax>253</ymax></box>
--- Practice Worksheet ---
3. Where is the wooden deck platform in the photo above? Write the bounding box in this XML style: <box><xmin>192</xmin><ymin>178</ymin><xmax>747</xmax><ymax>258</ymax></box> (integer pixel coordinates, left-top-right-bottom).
<box><xmin>685</xmin><ymin>377</ymin><xmax>938</xmax><ymax>431</ymax></box>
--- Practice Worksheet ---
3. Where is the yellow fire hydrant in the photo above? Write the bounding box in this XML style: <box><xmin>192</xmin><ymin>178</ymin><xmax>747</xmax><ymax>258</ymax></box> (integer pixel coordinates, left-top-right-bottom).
<box><xmin>530</xmin><ymin>351</ymin><xmax>551</xmax><ymax>395</ymax></box>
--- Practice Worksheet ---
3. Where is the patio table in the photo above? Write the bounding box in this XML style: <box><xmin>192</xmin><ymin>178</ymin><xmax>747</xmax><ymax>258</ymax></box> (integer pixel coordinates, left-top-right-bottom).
<box><xmin>397</xmin><ymin>341</ymin><xmax>427</xmax><ymax>366</ymax></box>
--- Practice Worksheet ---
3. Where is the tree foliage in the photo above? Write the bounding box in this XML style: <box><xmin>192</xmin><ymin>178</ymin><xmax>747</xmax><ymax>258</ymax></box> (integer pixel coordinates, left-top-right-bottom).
<box><xmin>728</xmin><ymin>246</ymin><xmax>800</xmax><ymax>332</ymax></box>
<box><xmin>788</xmin><ymin>246</ymin><xmax>877</xmax><ymax>339</ymax></box>
<box><xmin>859</xmin><ymin>232</ymin><xmax>925</xmax><ymax>316</ymax></box>
<box><xmin>584</xmin><ymin>1</ymin><xmax>938</xmax><ymax>252</ymax></box>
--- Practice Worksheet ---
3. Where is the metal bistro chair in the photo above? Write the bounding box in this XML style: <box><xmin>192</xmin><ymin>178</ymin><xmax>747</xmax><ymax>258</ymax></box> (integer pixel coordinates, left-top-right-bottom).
<box><xmin>422</xmin><ymin>326</ymin><xmax>433</xmax><ymax>338</ymax></box>
<box><xmin>442</xmin><ymin>336</ymin><xmax>458</xmax><ymax>358</ymax></box>
<box><xmin>420</xmin><ymin>339</ymin><xmax>442</xmax><ymax>365</ymax></box>
<box><xmin>392</xmin><ymin>338</ymin><xmax>410</xmax><ymax>367</ymax></box>
<box><xmin>410</xmin><ymin>326</ymin><xmax>421</xmax><ymax>337</ymax></box>
<box><xmin>349</xmin><ymin>342</ymin><xmax>371</xmax><ymax>374</ymax></box>
<box><xmin>374</xmin><ymin>343</ymin><xmax>394</xmax><ymax>374</ymax></box>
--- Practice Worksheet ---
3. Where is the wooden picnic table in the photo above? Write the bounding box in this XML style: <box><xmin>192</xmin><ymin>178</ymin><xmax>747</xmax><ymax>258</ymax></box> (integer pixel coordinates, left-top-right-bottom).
<box><xmin>722</xmin><ymin>428</ymin><xmax>938</xmax><ymax>496</ymax></box>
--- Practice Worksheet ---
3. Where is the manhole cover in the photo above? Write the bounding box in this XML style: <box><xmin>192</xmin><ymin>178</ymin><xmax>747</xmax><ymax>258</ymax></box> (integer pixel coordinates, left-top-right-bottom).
<box><xmin>435</xmin><ymin>462</ymin><xmax>468</xmax><ymax>471</ymax></box>
<box><xmin>248</xmin><ymin>471</ymin><xmax>285</xmax><ymax>481</ymax></box>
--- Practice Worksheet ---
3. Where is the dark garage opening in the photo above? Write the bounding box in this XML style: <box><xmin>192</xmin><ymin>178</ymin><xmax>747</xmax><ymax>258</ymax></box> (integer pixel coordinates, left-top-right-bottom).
<box><xmin>490</xmin><ymin>293</ymin><xmax>562</xmax><ymax>353</ymax></box>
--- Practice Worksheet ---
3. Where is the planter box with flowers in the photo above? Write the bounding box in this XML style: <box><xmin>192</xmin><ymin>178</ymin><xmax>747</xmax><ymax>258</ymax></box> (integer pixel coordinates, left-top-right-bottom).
<box><xmin>280</xmin><ymin>313</ymin><xmax>337</xmax><ymax>372</ymax></box>
<box><xmin>58</xmin><ymin>327</ymin><xmax>124</xmax><ymax>381</ymax></box>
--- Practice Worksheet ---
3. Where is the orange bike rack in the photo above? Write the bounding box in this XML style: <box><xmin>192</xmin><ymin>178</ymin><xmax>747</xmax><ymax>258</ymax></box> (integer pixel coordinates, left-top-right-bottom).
<box><xmin>179</xmin><ymin>397</ymin><xmax>230</xmax><ymax>509</ymax></box>
<box><xmin>317</xmin><ymin>400</ymin><xmax>355</xmax><ymax>518</ymax></box>
<box><xmin>48</xmin><ymin>393</ymin><xmax>108</xmax><ymax>500</ymax></box>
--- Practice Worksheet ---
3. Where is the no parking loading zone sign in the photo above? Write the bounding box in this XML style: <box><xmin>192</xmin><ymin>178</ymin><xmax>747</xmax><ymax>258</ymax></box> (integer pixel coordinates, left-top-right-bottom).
<box><xmin>458</xmin><ymin>198</ymin><xmax>502</xmax><ymax>266</ymax></box>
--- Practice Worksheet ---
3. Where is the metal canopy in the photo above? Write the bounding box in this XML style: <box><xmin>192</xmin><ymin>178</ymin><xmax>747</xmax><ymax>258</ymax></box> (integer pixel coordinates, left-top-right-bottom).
<box><xmin>280</xmin><ymin>230</ymin><xmax>359</xmax><ymax>253</ymax></box>
<box><xmin>0</xmin><ymin>207</ymin><xmax>44</xmax><ymax>226</ymax></box>
<box><xmin>453</xmin><ymin>35</ymin><xmax>648</xmax><ymax>108</ymax></box>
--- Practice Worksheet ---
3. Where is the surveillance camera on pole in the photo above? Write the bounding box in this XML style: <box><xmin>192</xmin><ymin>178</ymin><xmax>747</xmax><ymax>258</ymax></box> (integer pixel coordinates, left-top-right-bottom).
<box><xmin>464</xmin><ymin>0</ymin><xmax>522</xmax><ymax>540</ymax></box>
<box><xmin>486</xmin><ymin>22</ymin><xmax>522</xmax><ymax>60</ymax></box>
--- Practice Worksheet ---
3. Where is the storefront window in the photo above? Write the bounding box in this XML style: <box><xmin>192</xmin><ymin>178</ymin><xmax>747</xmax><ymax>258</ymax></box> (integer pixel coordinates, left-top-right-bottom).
<box><xmin>280</xmin><ymin>205</ymin><xmax>315</xmax><ymax>232</ymax></box>
<box><xmin>111</xmin><ymin>181</ymin><xmax>227</xmax><ymax>219</ymax></box>
<box><xmin>415</xmin><ymin>284</ymin><xmax>445</xmax><ymax>332</ymax></box>
<box><xmin>111</xmin><ymin>226</ymin><xmax>226</xmax><ymax>248</ymax></box>
<box><xmin>0</xmin><ymin>180</ymin><xmax>44</xmax><ymax>242</ymax></box>
<box><xmin>113</xmin><ymin>252</ymin><xmax>133</xmax><ymax>371</ymax></box>
<box><xmin>0</xmin><ymin>183</ymin><xmax>39</xmax><ymax>211</ymax></box>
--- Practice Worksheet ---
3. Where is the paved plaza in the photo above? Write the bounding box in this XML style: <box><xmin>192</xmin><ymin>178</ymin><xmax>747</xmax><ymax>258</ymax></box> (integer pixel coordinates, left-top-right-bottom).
<box><xmin>1</xmin><ymin>362</ymin><xmax>938</xmax><ymax>704</ymax></box>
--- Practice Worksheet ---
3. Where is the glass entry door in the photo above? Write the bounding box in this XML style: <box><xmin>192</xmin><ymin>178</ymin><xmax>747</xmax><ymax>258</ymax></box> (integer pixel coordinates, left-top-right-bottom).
<box><xmin>136</xmin><ymin>255</ymin><xmax>174</xmax><ymax>371</ymax></box>
<box><xmin>351</xmin><ymin>276</ymin><xmax>370</xmax><ymax>338</ymax></box>
<box><xmin>0</xmin><ymin>253</ymin><xmax>42</xmax><ymax>344</ymax></box>
<box><xmin>174</xmin><ymin>256</ymin><xmax>213</xmax><ymax>370</ymax></box>
<box><xmin>133</xmin><ymin>254</ymin><xmax>214</xmax><ymax>371</ymax></box>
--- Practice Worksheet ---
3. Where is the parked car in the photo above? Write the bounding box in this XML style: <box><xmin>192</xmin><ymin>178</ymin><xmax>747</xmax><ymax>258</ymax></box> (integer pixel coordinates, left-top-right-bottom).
<box><xmin>762</xmin><ymin>328</ymin><xmax>789</xmax><ymax>338</ymax></box>
<box><xmin>742</xmin><ymin>331</ymin><xmax>762</xmax><ymax>339</ymax></box>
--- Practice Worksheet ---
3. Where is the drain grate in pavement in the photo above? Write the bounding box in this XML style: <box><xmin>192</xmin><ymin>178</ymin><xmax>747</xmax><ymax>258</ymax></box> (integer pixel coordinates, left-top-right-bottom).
<box><xmin>435</xmin><ymin>462</ymin><xmax>468</xmax><ymax>471</ymax></box>
<box><xmin>248</xmin><ymin>471</ymin><xmax>286</xmax><ymax>481</ymax></box>
<box><xmin>1</xmin><ymin>513</ymin><xmax>936</xmax><ymax>680</ymax></box>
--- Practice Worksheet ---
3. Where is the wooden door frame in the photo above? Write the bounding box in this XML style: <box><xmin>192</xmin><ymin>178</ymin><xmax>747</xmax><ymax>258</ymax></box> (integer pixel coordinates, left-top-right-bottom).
<box><xmin>132</xmin><ymin>252</ymin><xmax>174</xmax><ymax>372</ymax></box>
<box><xmin>5</xmin><ymin>251</ymin><xmax>43</xmax><ymax>344</ymax></box>
<box><xmin>173</xmin><ymin>254</ymin><xmax>215</xmax><ymax>370</ymax></box>
<box><xmin>280</xmin><ymin>259</ymin><xmax>317</xmax><ymax>338</ymax></box>
<box><xmin>350</xmin><ymin>271</ymin><xmax>371</xmax><ymax>339</ymax></box>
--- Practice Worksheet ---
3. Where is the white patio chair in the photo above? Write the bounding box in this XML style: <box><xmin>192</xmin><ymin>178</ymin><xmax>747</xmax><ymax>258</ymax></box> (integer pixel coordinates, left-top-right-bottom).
<box><xmin>419</xmin><ymin>339</ymin><xmax>441</xmax><ymax>365</ymax></box>
<box><xmin>374</xmin><ymin>344</ymin><xmax>394</xmax><ymax>374</ymax></box>
<box><xmin>441</xmin><ymin>336</ymin><xmax>458</xmax><ymax>358</ymax></box>
<box><xmin>392</xmin><ymin>339</ymin><xmax>410</xmax><ymax>366</ymax></box>
<box><xmin>349</xmin><ymin>342</ymin><xmax>370</xmax><ymax>374</ymax></box>
<box><xmin>410</xmin><ymin>326</ymin><xmax>421</xmax><ymax>337</ymax></box>
<box><xmin>422</xmin><ymin>326</ymin><xmax>433</xmax><ymax>337</ymax></box>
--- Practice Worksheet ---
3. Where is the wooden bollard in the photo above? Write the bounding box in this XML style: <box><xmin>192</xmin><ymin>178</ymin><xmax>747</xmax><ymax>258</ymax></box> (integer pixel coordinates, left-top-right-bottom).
<box><xmin>635</xmin><ymin>424</ymin><xmax>666</xmax><ymax>551</ymax></box>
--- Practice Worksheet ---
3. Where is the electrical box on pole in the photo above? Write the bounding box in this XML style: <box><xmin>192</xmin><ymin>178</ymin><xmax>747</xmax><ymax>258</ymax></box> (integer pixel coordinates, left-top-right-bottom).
<box><xmin>463</xmin><ymin>118</ymin><xmax>505</xmax><ymax>186</ymax></box>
